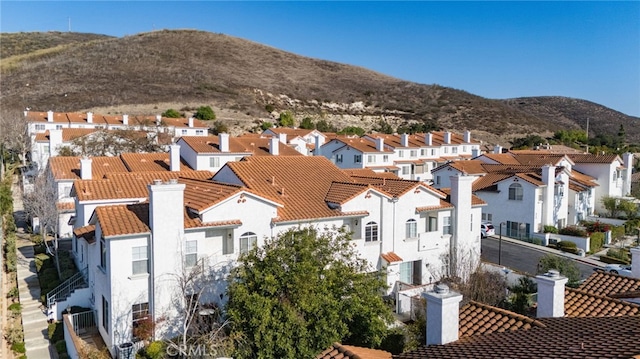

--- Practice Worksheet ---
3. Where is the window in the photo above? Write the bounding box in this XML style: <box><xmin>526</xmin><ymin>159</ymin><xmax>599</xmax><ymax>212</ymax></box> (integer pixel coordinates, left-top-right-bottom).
<box><xmin>181</xmin><ymin>129</ymin><xmax>187</xmax><ymax>135</ymax></box>
<box><xmin>481</xmin><ymin>213</ymin><xmax>492</xmax><ymax>222</ymax></box>
<box><xmin>398</xmin><ymin>151</ymin><xmax>404</xmax><ymax>158</ymax></box>
<box><xmin>410</xmin><ymin>150</ymin><xmax>417</xmax><ymax>157</ymax></box>
<box><xmin>365</xmin><ymin>222</ymin><xmax>378</xmax><ymax>242</ymax></box>
<box><xmin>420</xmin><ymin>149</ymin><xmax>426</xmax><ymax>156</ymax></box>
<box><xmin>508</xmin><ymin>183</ymin><xmax>523</xmax><ymax>201</ymax></box>
<box><xmin>43</xmin><ymin>145</ymin><xmax>50</xmax><ymax>153</ymax></box>
<box><xmin>452</xmin><ymin>147</ymin><xmax>458</xmax><ymax>154</ymax></box>
<box><xmin>336</xmin><ymin>154</ymin><xmax>343</xmax><ymax>163</ymax></box>
<box><xmin>383</xmin><ymin>155</ymin><xmax>389</xmax><ymax>162</ymax></box>
<box><xmin>56</xmin><ymin>124</ymin><xmax>63</xmax><ymax>130</ymax></box>
<box><xmin>102</xmin><ymin>296</ymin><xmax>109</xmax><ymax>333</ymax></box>
<box><xmin>367</xmin><ymin>155</ymin><xmax>375</xmax><ymax>163</ymax></box>
<box><xmin>223</xmin><ymin>233</ymin><xmax>234</xmax><ymax>255</ymax></box>
<box><xmin>132</xmin><ymin>246</ymin><xmax>148</xmax><ymax>275</ymax></box>
<box><xmin>463</xmin><ymin>146</ymin><xmax>467</xmax><ymax>152</ymax></box>
<box><xmin>209</xmin><ymin>157</ymin><xmax>220</xmax><ymax>168</ymax></box>
<box><xmin>443</xmin><ymin>216</ymin><xmax>452</xmax><ymax>235</ymax></box>
<box><xmin>406</xmin><ymin>219</ymin><xmax>417</xmax><ymax>239</ymax></box>
<box><xmin>402</xmin><ymin>166</ymin><xmax>410</xmax><ymax>175</ymax></box>
<box><xmin>184</xmin><ymin>240</ymin><xmax>197</xmax><ymax>267</ymax></box>
<box><xmin>470</xmin><ymin>214</ymin><xmax>473</xmax><ymax>231</ymax></box>
<box><xmin>196</xmin><ymin>129</ymin><xmax>204</xmax><ymax>135</ymax></box>
<box><xmin>354</xmin><ymin>155</ymin><xmax>362</xmax><ymax>163</ymax></box>
<box><xmin>400</xmin><ymin>262</ymin><xmax>413</xmax><ymax>284</ymax></box>
<box><xmin>428</xmin><ymin>216</ymin><xmax>438</xmax><ymax>232</ymax></box>
<box><xmin>431</xmin><ymin>149</ymin><xmax>436</xmax><ymax>156</ymax></box>
<box><xmin>100</xmin><ymin>237</ymin><xmax>107</xmax><ymax>270</ymax></box>
<box><xmin>35</xmin><ymin>124</ymin><xmax>46</xmax><ymax>131</ymax></box>
<box><xmin>132</xmin><ymin>302</ymin><xmax>149</xmax><ymax>339</ymax></box>
<box><xmin>435</xmin><ymin>176</ymin><xmax>441</xmax><ymax>185</ymax></box>
<box><xmin>240</xmin><ymin>232</ymin><xmax>257</xmax><ymax>254</ymax></box>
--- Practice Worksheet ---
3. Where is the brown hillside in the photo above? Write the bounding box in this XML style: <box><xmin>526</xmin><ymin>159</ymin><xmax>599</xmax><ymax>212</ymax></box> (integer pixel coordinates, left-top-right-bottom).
<box><xmin>0</xmin><ymin>31</ymin><xmax>112</xmax><ymax>58</ymax></box>
<box><xmin>1</xmin><ymin>30</ymin><xmax>637</xmax><ymax>144</ymax></box>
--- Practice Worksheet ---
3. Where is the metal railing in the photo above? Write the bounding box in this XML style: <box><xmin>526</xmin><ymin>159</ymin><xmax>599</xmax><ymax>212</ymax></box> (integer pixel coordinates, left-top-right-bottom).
<box><xmin>47</xmin><ymin>266</ymin><xmax>88</xmax><ymax>308</ymax></box>
<box><xmin>70</xmin><ymin>309</ymin><xmax>97</xmax><ymax>334</ymax></box>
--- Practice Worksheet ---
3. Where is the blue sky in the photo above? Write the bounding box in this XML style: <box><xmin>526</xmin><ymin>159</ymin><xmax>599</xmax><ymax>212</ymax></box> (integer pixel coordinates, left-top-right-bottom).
<box><xmin>2</xmin><ymin>1</ymin><xmax>639</xmax><ymax>116</ymax></box>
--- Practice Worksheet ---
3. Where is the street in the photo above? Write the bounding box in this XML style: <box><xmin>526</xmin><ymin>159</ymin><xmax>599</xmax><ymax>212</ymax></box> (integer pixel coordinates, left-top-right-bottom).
<box><xmin>481</xmin><ymin>236</ymin><xmax>598</xmax><ymax>281</ymax></box>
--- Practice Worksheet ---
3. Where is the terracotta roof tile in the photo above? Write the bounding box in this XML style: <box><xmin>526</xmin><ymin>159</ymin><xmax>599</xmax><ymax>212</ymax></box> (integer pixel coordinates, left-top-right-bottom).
<box><xmin>343</xmin><ymin>168</ymin><xmax>400</xmax><ymax>179</ymax></box>
<box><xmin>120</xmin><ymin>152</ymin><xmax>195</xmax><ymax>172</ymax></box>
<box><xmin>458</xmin><ymin>301</ymin><xmax>545</xmax><ymax>338</ymax></box>
<box><xmin>331</xmin><ymin>138</ymin><xmax>394</xmax><ymax>154</ymax></box>
<box><xmin>56</xmin><ymin>201</ymin><xmax>75</xmax><ymax>212</ymax></box>
<box><xmin>325</xmin><ymin>182</ymin><xmax>374</xmax><ymax>205</ymax></box>
<box><xmin>317</xmin><ymin>343</ymin><xmax>392</xmax><ymax>359</ymax></box>
<box><xmin>511</xmin><ymin>154</ymin><xmax>568</xmax><ymax>166</ymax></box>
<box><xmin>416</xmin><ymin>200</ymin><xmax>455</xmax><ymax>212</ymax></box>
<box><xmin>480</xmin><ymin>153</ymin><xmax>522</xmax><ymax>165</ymax></box>
<box><xmin>95</xmin><ymin>204</ymin><xmax>150</xmax><ymax>237</ymax></box>
<box><xmin>48</xmin><ymin>156</ymin><xmax>130</xmax><ymax>181</ymax></box>
<box><xmin>350</xmin><ymin>176</ymin><xmax>436</xmax><ymax>198</ymax></box>
<box><xmin>178</xmin><ymin>135</ymin><xmax>301</xmax><ymax>156</ymax></box>
<box><xmin>381</xmin><ymin>252</ymin><xmax>403</xmax><ymax>263</ymax></box>
<box><xmin>438</xmin><ymin>188</ymin><xmax>486</xmax><ymax>206</ymax></box>
<box><xmin>73</xmin><ymin>225</ymin><xmax>96</xmax><ymax>243</ymax></box>
<box><xmin>35</xmin><ymin>128</ymin><xmax>98</xmax><ymax>142</ymax></box>
<box><xmin>567</xmin><ymin>153</ymin><xmax>621</xmax><ymax>164</ymax></box>
<box><xmin>564</xmin><ymin>287</ymin><xmax>640</xmax><ymax>317</ymax></box>
<box><xmin>578</xmin><ymin>271</ymin><xmax>640</xmax><ymax>297</ymax></box>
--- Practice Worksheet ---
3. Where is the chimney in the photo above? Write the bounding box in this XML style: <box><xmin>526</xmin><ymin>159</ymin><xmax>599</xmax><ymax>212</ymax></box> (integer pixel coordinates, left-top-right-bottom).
<box><xmin>269</xmin><ymin>136</ymin><xmax>280</xmax><ymax>156</ymax></box>
<box><xmin>278</xmin><ymin>133</ymin><xmax>287</xmax><ymax>144</ymax></box>
<box><xmin>122</xmin><ymin>114</ymin><xmax>129</xmax><ymax>125</ymax></box>
<box><xmin>425</xmin><ymin>133</ymin><xmax>433</xmax><ymax>146</ymax></box>
<box><xmin>86</xmin><ymin>112</ymin><xmax>93</xmax><ymax>123</ymax></box>
<box><xmin>536</xmin><ymin>270</ymin><xmax>568</xmax><ymax>318</ymax></box>
<box><xmin>401</xmin><ymin>133</ymin><xmax>409</xmax><ymax>147</ymax></box>
<box><xmin>471</xmin><ymin>148</ymin><xmax>480</xmax><ymax>158</ymax></box>
<box><xmin>47</xmin><ymin>110</ymin><xmax>54</xmax><ymax>122</ymax></box>
<box><xmin>376</xmin><ymin>137</ymin><xmax>385</xmax><ymax>152</ymax></box>
<box><xmin>169</xmin><ymin>144</ymin><xmax>181</xmax><ymax>172</ymax></box>
<box><xmin>219</xmin><ymin>133</ymin><xmax>230</xmax><ymax>152</ymax></box>
<box><xmin>423</xmin><ymin>284</ymin><xmax>463</xmax><ymax>345</ymax></box>
<box><xmin>631</xmin><ymin>247</ymin><xmax>640</xmax><ymax>279</ymax></box>
<box><xmin>623</xmin><ymin>153</ymin><xmax>634</xmax><ymax>195</ymax></box>
<box><xmin>464</xmin><ymin>130</ymin><xmax>471</xmax><ymax>143</ymax></box>
<box><xmin>155</xmin><ymin>115</ymin><xmax>162</xmax><ymax>126</ymax></box>
<box><xmin>48</xmin><ymin>129</ymin><xmax>63</xmax><ymax>157</ymax></box>
<box><xmin>24</xmin><ymin>110</ymin><xmax>28</xmax><ymax>117</ymax></box>
<box><xmin>188</xmin><ymin>117</ymin><xmax>194</xmax><ymax>128</ymax></box>
<box><xmin>444</xmin><ymin>132</ymin><xmax>452</xmax><ymax>144</ymax></box>
<box><xmin>450</xmin><ymin>174</ymin><xmax>476</xmax><ymax>256</ymax></box>
<box><xmin>494</xmin><ymin>145</ymin><xmax>503</xmax><ymax>154</ymax></box>
<box><xmin>80</xmin><ymin>157</ymin><xmax>92</xmax><ymax>180</ymax></box>
<box><xmin>314</xmin><ymin>135</ymin><xmax>323</xmax><ymax>157</ymax></box>
<box><xmin>541</xmin><ymin>165</ymin><xmax>556</xmax><ymax>227</ymax></box>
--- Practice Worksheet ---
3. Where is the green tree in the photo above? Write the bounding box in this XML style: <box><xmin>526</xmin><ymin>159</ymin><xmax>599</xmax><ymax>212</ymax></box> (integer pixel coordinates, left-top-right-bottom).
<box><xmin>315</xmin><ymin>119</ymin><xmax>337</xmax><ymax>133</ymax></box>
<box><xmin>278</xmin><ymin>111</ymin><xmax>295</xmax><ymax>127</ymax></box>
<box><xmin>260</xmin><ymin>121</ymin><xmax>273</xmax><ymax>131</ymax></box>
<box><xmin>537</xmin><ymin>254</ymin><xmax>581</xmax><ymax>287</ymax></box>
<box><xmin>618</xmin><ymin>199</ymin><xmax>638</xmax><ymax>219</ymax></box>
<box><xmin>194</xmin><ymin>106</ymin><xmax>216</xmax><ymax>121</ymax></box>
<box><xmin>338</xmin><ymin>126</ymin><xmax>365</xmax><ymax>137</ymax></box>
<box><xmin>162</xmin><ymin>109</ymin><xmax>182</xmax><ymax>118</ymax></box>
<box><xmin>210</xmin><ymin>120</ymin><xmax>228</xmax><ymax>135</ymax></box>
<box><xmin>299</xmin><ymin>117</ymin><xmax>315</xmax><ymax>130</ymax></box>
<box><xmin>601</xmin><ymin>196</ymin><xmax>620</xmax><ymax>218</ymax></box>
<box><xmin>510</xmin><ymin>135</ymin><xmax>548</xmax><ymax>150</ymax></box>
<box><xmin>226</xmin><ymin>227</ymin><xmax>392</xmax><ymax>359</ymax></box>
<box><xmin>373</xmin><ymin>119</ymin><xmax>393</xmax><ymax>134</ymax></box>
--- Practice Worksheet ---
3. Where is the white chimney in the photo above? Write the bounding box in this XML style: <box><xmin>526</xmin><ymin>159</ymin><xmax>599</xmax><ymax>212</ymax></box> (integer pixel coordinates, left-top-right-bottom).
<box><xmin>314</xmin><ymin>135</ymin><xmax>323</xmax><ymax>157</ymax></box>
<box><xmin>464</xmin><ymin>130</ymin><xmax>471</xmax><ymax>143</ymax></box>
<box><xmin>444</xmin><ymin>132</ymin><xmax>452</xmax><ymax>144</ymax></box>
<box><xmin>423</xmin><ymin>284</ymin><xmax>462</xmax><ymax>345</ymax></box>
<box><xmin>631</xmin><ymin>247</ymin><xmax>640</xmax><ymax>279</ymax></box>
<box><xmin>376</xmin><ymin>137</ymin><xmax>385</xmax><ymax>152</ymax></box>
<box><xmin>450</xmin><ymin>174</ymin><xmax>477</xmax><ymax>261</ymax></box>
<box><xmin>494</xmin><ymin>145</ymin><xmax>503</xmax><ymax>154</ymax></box>
<box><xmin>156</xmin><ymin>115</ymin><xmax>162</xmax><ymax>126</ymax></box>
<box><xmin>80</xmin><ymin>157</ymin><xmax>92</xmax><ymax>180</ymax></box>
<box><xmin>623</xmin><ymin>153</ymin><xmax>634</xmax><ymax>195</ymax></box>
<box><xmin>401</xmin><ymin>133</ymin><xmax>409</xmax><ymax>147</ymax></box>
<box><xmin>278</xmin><ymin>133</ymin><xmax>287</xmax><ymax>144</ymax></box>
<box><xmin>219</xmin><ymin>133</ymin><xmax>230</xmax><ymax>152</ymax></box>
<box><xmin>47</xmin><ymin>110</ymin><xmax>54</xmax><ymax>122</ymax></box>
<box><xmin>188</xmin><ymin>117</ymin><xmax>194</xmax><ymax>128</ymax></box>
<box><xmin>169</xmin><ymin>144</ymin><xmax>181</xmax><ymax>172</ymax></box>
<box><xmin>122</xmin><ymin>114</ymin><xmax>129</xmax><ymax>126</ymax></box>
<box><xmin>536</xmin><ymin>270</ymin><xmax>568</xmax><ymax>318</ymax></box>
<box><xmin>541</xmin><ymin>165</ymin><xmax>556</xmax><ymax>227</ymax></box>
<box><xmin>269</xmin><ymin>136</ymin><xmax>280</xmax><ymax>156</ymax></box>
<box><xmin>24</xmin><ymin>110</ymin><xmax>28</xmax><ymax>117</ymax></box>
<box><xmin>48</xmin><ymin>129</ymin><xmax>63</xmax><ymax>157</ymax></box>
<box><xmin>426</xmin><ymin>133</ymin><xmax>433</xmax><ymax>146</ymax></box>
<box><xmin>86</xmin><ymin>112</ymin><xmax>93</xmax><ymax>123</ymax></box>
<box><xmin>471</xmin><ymin>148</ymin><xmax>480</xmax><ymax>158</ymax></box>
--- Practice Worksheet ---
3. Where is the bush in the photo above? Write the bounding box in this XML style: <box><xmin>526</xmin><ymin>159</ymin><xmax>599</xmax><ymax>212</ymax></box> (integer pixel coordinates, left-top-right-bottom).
<box><xmin>9</xmin><ymin>302</ymin><xmax>21</xmax><ymax>316</ymax></box>
<box><xmin>6</xmin><ymin>325</ymin><xmax>23</xmax><ymax>344</ymax></box>
<box><xmin>11</xmin><ymin>342</ymin><xmax>26</xmax><ymax>354</ymax></box>
<box><xmin>161</xmin><ymin>109</ymin><xmax>182</xmax><ymax>118</ymax></box>
<box><xmin>144</xmin><ymin>341</ymin><xmax>166</xmax><ymax>359</ymax></box>
<box><xmin>543</xmin><ymin>225</ymin><xmax>558</xmax><ymax>234</ymax></box>
<box><xmin>35</xmin><ymin>253</ymin><xmax>52</xmax><ymax>272</ymax></box>
<box><xmin>606</xmin><ymin>248</ymin><xmax>630</xmax><ymax>263</ymax></box>
<box><xmin>6</xmin><ymin>286</ymin><xmax>19</xmax><ymax>299</ymax></box>
<box><xmin>590</xmin><ymin>232</ymin><xmax>605</xmax><ymax>252</ymax></box>
<box><xmin>558</xmin><ymin>226</ymin><xmax>588</xmax><ymax>237</ymax></box>
<box><xmin>624</xmin><ymin>218</ymin><xmax>640</xmax><ymax>235</ymax></box>
<box><xmin>49</xmin><ymin>322</ymin><xmax>64</xmax><ymax>343</ymax></box>
<box><xmin>582</xmin><ymin>221</ymin><xmax>610</xmax><ymax>233</ymax></box>
<box><xmin>194</xmin><ymin>105</ymin><xmax>216</xmax><ymax>121</ymax></box>
<box><xmin>265</xmin><ymin>104</ymin><xmax>275</xmax><ymax>113</ymax></box>
<box><xmin>556</xmin><ymin>241</ymin><xmax>579</xmax><ymax>254</ymax></box>
<box><xmin>55</xmin><ymin>339</ymin><xmax>67</xmax><ymax>354</ymax></box>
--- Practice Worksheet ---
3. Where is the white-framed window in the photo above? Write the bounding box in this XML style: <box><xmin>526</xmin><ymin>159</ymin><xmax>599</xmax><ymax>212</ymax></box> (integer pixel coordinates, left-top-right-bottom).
<box><xmin>420</xmin><ymin>149</ymin><xmax>426</xmax><ymax>156</ymax></box>
<box><xmin>336</xmin><ymin>154</ymin><xmax>343</xmax><ymax>163</ymax></box>
<box><xmin>402</xmin><ymin>166</ymin><xmax>410</xmax><ymax>175</ymax></box>
<box><xmin>102</xmin><ymin>296</ymin><xmax>109</xmax><ymax>333</ymax></box>
<box><xmin>365</xmin><ymin>222</ymin><xmax>378</xmax><ymax>242</ymax></box>
<box><xmin>443</xmin><ymin>216</ymin><xmax>452</xmax><ymax>235</ymax></box>
<box><xmin>410</xmin><ymin>150</ymin><xmax>417</xmax><ymax>157</ymax></box>
<box><xmin>431</xmin><ymin>149</ymin><xmax>436</xmax><ymax>156</ymax></box>
<box><xmin>452</xmin><ymin>147</ymin><xmax>458</xmax><ymax>154</ymax></box>
<box><xmin>443</xmin><ymin>147</ymin><xmax>448</xmax><ymax>154</ymax></box>
<box><xmin>56</xmin><ymin>124</ymin><xmax>63</xmax><ymax>130</ymax></box>
<box><xmin>35</xmin><ymin>124</ymin><xmax>46</xmax><ymax>131</ymax></box>
<box><xmin>209</xmin><ymin>157</ymin><xmax>220</xmax><ymax>168</ymax></box>
<box><xmin>428</xmin><ymin>216</ymin><xmax>438</xmax><ymax>232</ymax></box>
<box><xmin>383</xmin><ymin>155</ymin><xmax>389</xmax><ymax>162</ymax></box>
<box><xmin>509</xmin><ymin>183</ymin><xmax>523</xmax><ymax>201</ymax></box>
<box><xmin>184</xmin><ymin>240</ymin><xmax>197</xmax><ymax>267</ymax></box>
<box><xmin>367</xmin><ymin>155</ymin><xmax>375</xmax><ymax>163</ymax></box>
<box><xmin>398</xmin><ymin>151</ymin><xmax>404</xmax><ymax>158</ymax></box>
<box><xmin>240</xmin><ymin>232</ymin><xmax>257</xmax><ymax>254</ymax></box>
<box><xmin>132</xmin><ymin>302</ymin><xmax>149</xmax><ymax>339</ymax></box>
<box><xmin>196</xmin><ymin>129</ymin><xmax>204</xmax><ymax>135</ymax></box>
<box><xmin>354</xmin><ymin>154</ymin><xmax>362</xmax><ymax>163</ymax></box>
<box><xmin>132</xmin><ymin>246</ymin><xmax>148</xmax><ymax>275</ymax></box>
<box><xmin>400</xmin><ymin>262</ymin><xmax>413</xmax><ymax>284</ymax></box>
<box><xmin>181</xmin><ymin>129</ymin><xmax>187</xmax><ymax>135</ymax></box>
<box><xmin>100</xmin><ymin>237</ymin><xmax>107</xmax><ymax>270</ymax></box>
<box><xmin>482</xmin><ymin>213</ymin><xmax>492</xmax><ymax>222</ymax></box>
<box><xmin>406</xmin><ymin>219</ymin><xmax>417</xmax><ymax>239</ymax></box>
<box><xmin>463</xmin><ymin>146</ymin><xmax>467</xmax><ymax>152</ymax></box>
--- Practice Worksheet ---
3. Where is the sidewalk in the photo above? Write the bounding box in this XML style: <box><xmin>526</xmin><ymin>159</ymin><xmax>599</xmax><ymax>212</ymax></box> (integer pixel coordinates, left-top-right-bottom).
<box><xmin>11</xmin><ymin>176</ymin><xmax>55</xmax><ymax>359</ymax></box>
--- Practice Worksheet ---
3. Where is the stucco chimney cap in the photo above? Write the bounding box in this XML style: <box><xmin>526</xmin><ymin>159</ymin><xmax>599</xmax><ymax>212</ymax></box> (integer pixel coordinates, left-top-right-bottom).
<box><xmin>434</xmin><ymin>284</ymin><xmax>450</xmax><ymax>294</ymax></box>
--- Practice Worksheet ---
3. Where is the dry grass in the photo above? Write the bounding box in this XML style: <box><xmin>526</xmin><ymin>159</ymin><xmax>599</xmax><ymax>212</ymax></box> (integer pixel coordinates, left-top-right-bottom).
<box><xmin>1</xmin><ymin>30</ymin><xmax>637</xmax><ymax>144</ymax></box>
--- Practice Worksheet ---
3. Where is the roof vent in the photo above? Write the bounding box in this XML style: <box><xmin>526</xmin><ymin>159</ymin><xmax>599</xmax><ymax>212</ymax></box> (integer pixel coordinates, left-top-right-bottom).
<box><xmin>168</xmin><ymin>178</ymin><xmax>178</xmax><ymax>184</ymax></box>
<box><xmin>546</xmin><ymin>269</ymin><xmax>560</xmax><ymax>278</ymax></box>
<box><xmin>153</xmin><ymin>179</ymin><xmax>162</xmax><ymax>185</ymax></box>
<box><xmin>434</xmin><ymin>284</ymin><xmax>450</xmax><ymax>294</ymax></box>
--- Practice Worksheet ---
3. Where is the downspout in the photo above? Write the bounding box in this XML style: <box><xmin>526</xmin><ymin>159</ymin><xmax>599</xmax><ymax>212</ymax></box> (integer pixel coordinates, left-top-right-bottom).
<box><xmin>148</xmin><ymin>233</ymin><xmax>155</xmax><ymax>340</ymax></box>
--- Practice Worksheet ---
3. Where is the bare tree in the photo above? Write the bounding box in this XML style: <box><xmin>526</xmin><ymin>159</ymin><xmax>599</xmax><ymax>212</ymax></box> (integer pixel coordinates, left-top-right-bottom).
<box><xmin>67</xmin><ymin>129</ymin><xmax>163</xmax><ymax>157</ymax></box>
<box><xmin>0</xmin><ymin>108</ymin><xmax>30</xmax><ymax>170</ymax></box>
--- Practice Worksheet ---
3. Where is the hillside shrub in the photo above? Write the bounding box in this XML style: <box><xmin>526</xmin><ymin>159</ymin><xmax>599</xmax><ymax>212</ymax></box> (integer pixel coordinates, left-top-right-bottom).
<box><xmin>9</xmin><ymin>302</ymin><xmax>22</xmax><ymax>316</ymax></box>
<box><xmin>557</xmin><ymin>241</ymin><xmax>579</xmax><ymax>254</ymax></box>
<box><xmin>161</xmin><ymin>109</ymin><xmax>182</xmax><ymax>118</ymax></box>
<box><xmin>543</xmin><ymin>225</ymin><xmax>558</xmax><ymax>234</ymax></box>
<box><xmin>11</xmin><ymin>342</ymin><xmax>26</xmax><ymax>354</ymax></box>
<box><xmin>558</xmin><ymin>226</ymin><xmax>587</xmax><ymax>237</ymax></box>
<box><xmin>194</xmin><ymin>106</ymin><xmax>216</xmax><ymax>121</ymax></box>
<box><xmin>590</xmin><ymin>232</ymin><xmax>605</xmax><ymax>253</ymax></box>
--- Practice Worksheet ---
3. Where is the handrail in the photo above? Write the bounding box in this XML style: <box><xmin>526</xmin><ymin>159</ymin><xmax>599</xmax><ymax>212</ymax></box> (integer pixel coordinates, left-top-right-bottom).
<box><xmin>47</xmin><ymin>266</ymin><xmax>88</xmax><ymax>308</ymax></box>
<box><xmin>71</xmin><ymin>310</ymin><xmax>97</xmax><ymax>333</ymax></box>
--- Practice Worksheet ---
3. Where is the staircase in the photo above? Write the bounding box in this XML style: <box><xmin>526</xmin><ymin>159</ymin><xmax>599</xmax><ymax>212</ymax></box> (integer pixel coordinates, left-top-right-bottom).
<box><xmin>47</xmin><ymin>266</ymin><xmax>89</xmax><ymax>309</ymax></box>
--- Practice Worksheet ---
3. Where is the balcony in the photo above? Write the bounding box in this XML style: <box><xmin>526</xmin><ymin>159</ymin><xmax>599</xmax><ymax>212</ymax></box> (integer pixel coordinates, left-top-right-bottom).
<box><xmin>63</xmin><ymin>310</ymin><xmax>109</xmax><ymax>358</ymax></box>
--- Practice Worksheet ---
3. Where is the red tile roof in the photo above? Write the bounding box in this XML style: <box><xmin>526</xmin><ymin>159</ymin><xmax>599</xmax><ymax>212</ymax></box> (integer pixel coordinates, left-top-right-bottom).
<box><xmin>330</xmin><ymin>138</ymin><xmax>394</xmax><ymax>154</ymax></box>
<box><xmin>95</xmin><ymin>204</ymin><xmax>150</xmax><ymax>237</ymax></box>
<box><xmin>119</xmin><ymin>152</ymin><xmax>195</xmax><ymax>172</ymax></box>
<box><xmin>178</xmin><ymin>135</ymin><xmax>302</xmax><ymax>156</ymax></box>
<box><xmin>317</xmin><ymin>343</ymin><xmax>392</xmax><ymax>359</ymax></box>
<box><xmin>458</xmin><ymin>301</ymin><xmax>545</xmax><ymax>338</ymax></box>
<box><xmin>381</xmin><ymin>252</ymin><xmax>403</xmax><ymax>263</ymax></box>
<box><xmin>35</xmin><ymin>128</ymin><xmax>98</xmax><ymax>142</ymax></box>
<box><xmin>48</xmin><ymin>156</ymin><xmax>130</xmax><ymax>181</ymax></box>
<box><xmin>564</xmin><ymin>288</ymin><xmax>640</xmax><ymax>317</ymax></box>
<box><xmin>577</xmin><ymin>270</ymin><xmax>640</xmax><ymax>297</ymax></box>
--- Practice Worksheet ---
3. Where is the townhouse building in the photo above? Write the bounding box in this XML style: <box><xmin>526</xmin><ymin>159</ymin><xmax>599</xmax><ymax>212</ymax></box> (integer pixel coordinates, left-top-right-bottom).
<box><xmin>262</xmin><ymin>127</ymin><xmax>331</xmax><ymax>155</ymax></box>
<box><xmin>60</xmin><ymin>155</ymin><xmax>483</xmax><ymax>357</ymax></box>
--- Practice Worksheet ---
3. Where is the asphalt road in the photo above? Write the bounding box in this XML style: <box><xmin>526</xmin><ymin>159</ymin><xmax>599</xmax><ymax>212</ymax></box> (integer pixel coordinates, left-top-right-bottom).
<box><xmin>481</xmin><ymin>236</ymin><xmax>598</xmax><ymax>280</ymax></box>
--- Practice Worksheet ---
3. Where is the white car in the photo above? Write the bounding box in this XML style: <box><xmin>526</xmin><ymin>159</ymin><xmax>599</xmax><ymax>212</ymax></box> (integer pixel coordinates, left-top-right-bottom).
<box><xmin>598</xmin><ymin>264</ymin><xmax>633</xmax><ymax>277</ymax></box>
<box><xmin>481</xmin><ymin>223</ymin><xmax>495</xmax><ymax>238</ymax></box>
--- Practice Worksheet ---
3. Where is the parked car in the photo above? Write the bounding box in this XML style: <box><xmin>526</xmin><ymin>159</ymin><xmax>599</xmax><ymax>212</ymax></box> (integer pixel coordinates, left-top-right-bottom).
<box><xmin>596</xmin><ymin>264</ymin><xmax>633</xmax><ymax>277</ymax></box>
<box><xmin>481</xmin><ymin>223</ymin><xmax>495</xmax><ymax>238</ymax></box>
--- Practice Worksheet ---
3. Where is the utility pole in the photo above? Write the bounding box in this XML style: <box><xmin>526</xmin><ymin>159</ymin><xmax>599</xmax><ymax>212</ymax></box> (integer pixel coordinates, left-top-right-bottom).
<box><xmin>68</xmin><ymin>17</ymin><xmax>71</xmax><ymax>32</ymax></box>
<box><xmin>585</xmin><ymin>118</ymin><xmax>589</xmax><ymax>154</ymax></box>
